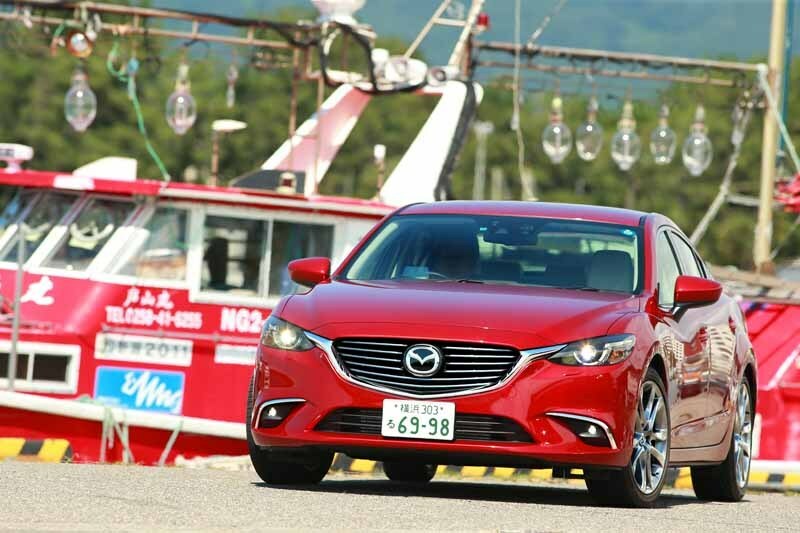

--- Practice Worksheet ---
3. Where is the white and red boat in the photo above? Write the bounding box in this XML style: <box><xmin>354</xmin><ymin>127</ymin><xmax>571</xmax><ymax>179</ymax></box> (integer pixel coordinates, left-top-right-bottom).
<box><xmin>0</xmin><ymin>73</ymin><xmax>482</xmax><ymax>464</ymax></box>
<box><xmin>0</xmin><ymin>0</ymin><xmax>490</xmax><ymax>465</ymax></box>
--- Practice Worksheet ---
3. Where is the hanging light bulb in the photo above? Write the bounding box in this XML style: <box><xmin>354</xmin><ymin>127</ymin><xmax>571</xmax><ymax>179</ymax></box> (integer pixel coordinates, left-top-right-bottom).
<box><xmin>226</xmin><ymin>62</ymin><xmax>239</xmax><ymax>109</ymax></box>
<box><xmin>165</xmin><ymin>60</ymin><xmax>197</xmax><ymax>135</ymax></box>
<box><xmin>542</xmin><ymin>92</ymin><xmax>572</xmax><ymax>164</ymax></box>
<box><xmin>64</xmin><ymin>64</ymin><xmax>97</xmax><ymax>132</ymax></box>
<box><xmin>575</xmin><ymin>95</ymin><xmax>603</xmax><ymax>161</ymax></box>
<box><xmin>611</xmin><ymin>97</ymin><xmax>641</xmax><ymax>171</ymax></box>
<box><xmin>682</xmin><ymin>104</ymin><xmax>713</xmax><ymax>176</ymax></box>
<box><xmin>650</xmin><ymin>103</ymin><xmax>677</xmax><ymax>165</ymax></box>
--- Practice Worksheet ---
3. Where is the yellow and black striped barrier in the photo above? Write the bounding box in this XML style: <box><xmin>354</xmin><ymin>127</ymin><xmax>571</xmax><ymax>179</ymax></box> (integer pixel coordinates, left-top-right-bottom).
<box><xmin>0</xmin><ymin>438</ymin><xmax>72</xmax><ymax>463</ymax></box>
<box><xmin>2</xmin><ymin>442</ymin><xmax>797</xmax><ymax>490</ymax></box>
<box><xmin>329</xmin><ymin>454</ymin><xmax>800</xmax><ymax>490</ymax></box>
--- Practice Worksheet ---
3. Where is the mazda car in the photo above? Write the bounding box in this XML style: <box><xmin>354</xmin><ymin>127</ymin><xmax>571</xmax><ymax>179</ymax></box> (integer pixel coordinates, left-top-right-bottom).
<box><xmin>246</xmin><ymin>201</ymin><xmax>757</xmax><ymax>507</ymax></box>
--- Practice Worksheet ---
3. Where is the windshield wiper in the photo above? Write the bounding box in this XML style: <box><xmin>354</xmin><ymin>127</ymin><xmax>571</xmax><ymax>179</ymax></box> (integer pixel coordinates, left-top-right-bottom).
<box><xmin>456</xmin><ymin>279</ymin><xmax>485</xmax><ymax>284</ymax></box>
<box><xmin>561</xmin><ymin>285</ymin><xmax>600</xmax><ymax>292</ymax></box>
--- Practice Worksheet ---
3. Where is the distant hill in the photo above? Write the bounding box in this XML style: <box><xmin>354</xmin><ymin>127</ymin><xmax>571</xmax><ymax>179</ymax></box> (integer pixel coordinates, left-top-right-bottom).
<box><xmin>152</xmin><ymin>0</ymin><xmax>781</xmax><ymax>65</ymax></box>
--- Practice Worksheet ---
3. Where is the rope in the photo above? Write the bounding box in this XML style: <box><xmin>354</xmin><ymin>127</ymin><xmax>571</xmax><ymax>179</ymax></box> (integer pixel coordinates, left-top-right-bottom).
<box><xmin>510</xmin><ymin>0</ymin><xmax>569</xmax><ymax>201</ymax></box>
<box><xmin>525</xmin><ymin>0</ymin><xmax>569</xmax><ymax>48</ymax></box>
<box><xmin>158</xmin><ymin>420</ymin><xmax>184</xmax><ymax>467</ymax></box>
<box><xmin>756</xmin><ymin>65</ymin><xmax>800</xmax><ymax>260</ymax></box>
<box><xmin>511</xmin><ymin>0</ymin><xmax>534</xmax><ymax>200</ymax></box>
<box><xmin>48</xmin><ymin>20</ymin><xmax>67</xmax><ymax>56</ymax></box>
<box><xmin>758</xmin><ymin>64</ymin><xmax>800</xmax><ymax>173</ymax></box>
<box><xmin>690</xmin><ymin>95</ymin><xmax>755</xmax><ymax>245</ymax></box>
<box><xmin>77</xmin><ymin>394</ymin><xmax>190</xmax><ymax>466</ymax></box>
<box><xmin>106</xmin><ymin>41</ymin><xmax>171</xmax><ymax>181</ymax></box>
<box><xmin>770</xmin><ymin>214</ymin><xmax>800</xmax><ymax>260</ymax></box>
<box><xmin>78</xmin><ymin>395</ymin><xmax>136</xmax><ymax>464</ymax></box>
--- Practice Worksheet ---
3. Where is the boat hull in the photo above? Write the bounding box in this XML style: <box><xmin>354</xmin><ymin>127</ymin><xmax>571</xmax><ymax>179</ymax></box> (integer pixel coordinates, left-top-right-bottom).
<box><xmin>0</xmin><ymin>391</ymin><xmax>246</xmax><ymax>464</ymax></box>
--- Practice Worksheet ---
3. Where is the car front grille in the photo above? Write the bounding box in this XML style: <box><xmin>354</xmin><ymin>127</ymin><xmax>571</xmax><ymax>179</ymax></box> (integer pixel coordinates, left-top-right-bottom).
<box><xmin>332</xmin><ymin>338</ymin><xmax>521</xmax><ymax>397</ymax></box>
<box><xmin>316</xmin><ymin>408</ymin><xmax>533</xmax><ymax>443</ymax></box>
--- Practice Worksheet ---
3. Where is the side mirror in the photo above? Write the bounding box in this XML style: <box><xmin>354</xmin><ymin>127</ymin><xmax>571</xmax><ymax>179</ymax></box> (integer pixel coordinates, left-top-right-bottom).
<box><xmin>288</xmin><ymin>257</ymin><xmax>331</xmax><ymax>288</ymax></box>
<box><xmin>674</xmin><ymin>275</ymin><xmax>722</xmax><ymax>307</ymax></box>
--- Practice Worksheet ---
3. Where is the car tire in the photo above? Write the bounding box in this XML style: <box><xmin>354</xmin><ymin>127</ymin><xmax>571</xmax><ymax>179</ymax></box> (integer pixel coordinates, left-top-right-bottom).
<box><xmin>246</xmin><ymin>375</ymin><xmax>333</xmax><ymax>485</ymax></box>
<box><xmin>690</xmin><ymin>378</ymin><xmax>753</xmax><ymax>502</ymax></box>
<box><xmin>382</xmin><ymin>461</ymin><xmax>437</xmax><ymax>482</ymax></box>
<box><xmin>585</xmin><ymin>367</ymin><xmax>671</xmax><ymax>508</ymax></box>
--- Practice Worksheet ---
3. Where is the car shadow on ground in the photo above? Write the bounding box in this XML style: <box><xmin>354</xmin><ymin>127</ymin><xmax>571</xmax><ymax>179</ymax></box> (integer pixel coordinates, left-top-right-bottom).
<box><xmin>253</xmin><ymin>478</ymin><xmax>699</xmax><ymax>509</ymax></box>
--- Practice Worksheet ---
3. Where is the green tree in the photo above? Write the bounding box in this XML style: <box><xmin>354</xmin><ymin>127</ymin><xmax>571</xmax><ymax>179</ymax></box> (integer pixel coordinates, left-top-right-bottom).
<box><xmin>1</xmin><ymin>6</ymin><xmax>799</xmax><ymax>269</ymax></box>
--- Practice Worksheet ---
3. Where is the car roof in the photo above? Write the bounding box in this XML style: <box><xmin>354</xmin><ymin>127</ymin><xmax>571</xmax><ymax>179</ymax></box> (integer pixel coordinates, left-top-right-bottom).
<box><xmin>400</xmin><ymin>201</ymin><xmax>648</xmax><ymax>227</ymax></box>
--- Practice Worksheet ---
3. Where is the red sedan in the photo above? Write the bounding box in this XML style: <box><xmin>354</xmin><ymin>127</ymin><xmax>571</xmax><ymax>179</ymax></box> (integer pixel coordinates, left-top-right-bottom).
<box><xmin>247</xmin><ymin>201</ymin><xmax>757</xmax><ymax>507</ymax></box>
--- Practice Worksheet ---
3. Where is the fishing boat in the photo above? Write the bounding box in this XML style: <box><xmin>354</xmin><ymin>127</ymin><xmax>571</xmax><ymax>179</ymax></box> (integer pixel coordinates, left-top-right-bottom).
<box><xmin>0</xmin><ymin>0</ymin><xmax>492</xmax><ymax>464</ymax></box>
<box><xmin>0</xmin><ymin>80</ymin><xmax>481</xmax><ymax>464</ymax></box>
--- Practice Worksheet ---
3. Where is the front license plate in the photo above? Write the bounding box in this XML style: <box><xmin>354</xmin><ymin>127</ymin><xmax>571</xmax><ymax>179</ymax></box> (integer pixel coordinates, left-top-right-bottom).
<box><xmin>381</xmin><ymin>399</ymin><xmax>455</xmax><ymax>441</ymax></box>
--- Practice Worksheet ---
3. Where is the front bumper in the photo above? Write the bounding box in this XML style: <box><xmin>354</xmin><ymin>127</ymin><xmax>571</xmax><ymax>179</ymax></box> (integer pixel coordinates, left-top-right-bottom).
<box><xmin>251</xmin><ymin>340</ymin><xmax>640</xmax><ymax>469</ymax></box>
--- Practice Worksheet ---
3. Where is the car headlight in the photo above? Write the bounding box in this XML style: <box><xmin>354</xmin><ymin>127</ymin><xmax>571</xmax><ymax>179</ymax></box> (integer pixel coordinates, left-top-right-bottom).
<box><xmin>548</xmin><ymin>334</ymin><xmax>636</xmax><ymax>366</ymax></box>
<box><xmin>261</xmin><ymin>316</ymin><xmax>314</xmax><ymax>351</ymax></box>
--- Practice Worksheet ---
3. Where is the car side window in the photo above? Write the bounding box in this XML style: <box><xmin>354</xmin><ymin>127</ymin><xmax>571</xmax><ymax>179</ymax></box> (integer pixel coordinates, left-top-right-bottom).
<box><xmin>668</xmin><ymin>232</ymin><xmax>703</xmax><ymax>278</ymax></box>
<box><xmin>656</xmin><ymin>232</ymin><xmax>681</xmax><ymax>307</ymax></box>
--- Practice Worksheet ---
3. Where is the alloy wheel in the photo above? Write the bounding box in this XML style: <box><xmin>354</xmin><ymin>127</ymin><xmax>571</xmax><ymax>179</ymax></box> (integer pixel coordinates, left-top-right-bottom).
<box><xmin>733</xmin><ymin>383</ymin><xmax>753</xmax><ymax>489</ymax></box>
<box><xmin>631</xmin><ymin>380</ymin><xmax>669</xmax><ymax>495</ymax></box>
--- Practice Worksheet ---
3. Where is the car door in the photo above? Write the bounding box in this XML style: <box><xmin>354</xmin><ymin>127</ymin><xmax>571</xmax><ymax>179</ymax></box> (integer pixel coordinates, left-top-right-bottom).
<box><xmin>668</xmin><ymin>231</ymin><xmax>736</xmax><ymax>445</ymax></box>
<box><xmin>653</xmin><ymin>229</ymin><xmax>711</xmax><ymax>449</ymax></box>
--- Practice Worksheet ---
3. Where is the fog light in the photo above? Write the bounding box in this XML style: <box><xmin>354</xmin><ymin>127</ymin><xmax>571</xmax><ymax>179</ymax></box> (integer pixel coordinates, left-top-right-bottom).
<box><xmin>548</xmin><ymin>413</ymin><xmax>616</xmax><ymax>449</ymax></box>
<box><xmin>574</xmin><ymin>421</ymin><xmax>609</xmax><ymax>446</ymax></box>
<box><xmin>257</xmin><ymin>400</ymin><xmax>304</xmax><ymax>428</ymax></box>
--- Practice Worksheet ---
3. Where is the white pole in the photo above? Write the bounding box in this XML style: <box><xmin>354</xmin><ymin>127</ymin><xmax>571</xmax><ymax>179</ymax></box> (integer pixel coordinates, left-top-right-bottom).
<box><xmin>754</xmin><ymin>0</ymin><xmax>788</xmax><ymax>273</ymax></box>
<box><xmin>472</xmin><ymin>121</ymin><xmax>494</xmax><ymax>200</ymax></box>
<box><xmin>8</xmin><ymin>225</ymin><xmax>24</xmax><ymax>391</ymax></box>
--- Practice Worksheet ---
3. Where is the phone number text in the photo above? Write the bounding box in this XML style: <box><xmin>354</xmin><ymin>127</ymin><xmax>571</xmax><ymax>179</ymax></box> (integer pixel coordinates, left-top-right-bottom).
<box><xmin>105</xmin><ymin>306</ymin><xmax>203</xmax><ymax>330</ymax></box>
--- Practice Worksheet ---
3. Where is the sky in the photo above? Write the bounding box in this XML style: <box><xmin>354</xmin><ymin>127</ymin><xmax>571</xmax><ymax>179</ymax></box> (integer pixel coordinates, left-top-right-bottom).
<box><xmin>148</xmin><ymin>0</ymin><xmax>788</xmax><ymax>65</ymax></box>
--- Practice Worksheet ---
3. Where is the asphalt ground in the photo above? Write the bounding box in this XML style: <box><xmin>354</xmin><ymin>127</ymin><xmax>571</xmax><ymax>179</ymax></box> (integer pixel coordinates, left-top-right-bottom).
<box><xmin>1</xmin><ymin>462</ymin><xmax>798</xmax><ymax>532</ymax></box>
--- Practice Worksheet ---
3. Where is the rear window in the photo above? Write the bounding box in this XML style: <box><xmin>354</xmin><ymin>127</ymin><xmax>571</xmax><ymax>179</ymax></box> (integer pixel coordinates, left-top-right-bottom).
<box><xmin>342</xmin><ymin>214</ymin><xmax>643</xmax><ymax>294</ymax></box>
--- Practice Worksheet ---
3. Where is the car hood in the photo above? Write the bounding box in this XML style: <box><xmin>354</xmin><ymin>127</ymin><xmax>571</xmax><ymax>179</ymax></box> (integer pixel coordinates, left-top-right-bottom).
<box><xmin>281</xmin><ymin>279</ymin><xmax>641</xmax><ymax>347</ymax></box>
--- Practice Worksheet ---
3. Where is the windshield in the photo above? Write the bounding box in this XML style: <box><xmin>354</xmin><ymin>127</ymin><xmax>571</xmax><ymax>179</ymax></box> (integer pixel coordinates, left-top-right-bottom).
<box><xmin>0</xmin><ymin>187</ymin><xmax>35</xmax><ymax>241</ymax></box>
<box><xmin>0</xmin><ymin>191</ymin><xmax>78</xmax><ymax>262</ymax></box>
<box><xmin>112</xmin><ymin>205</ymin><xmax>189</xmax><ymax>281</ymax></box>
<box><xmin>343</xmin><ymin>214</ymin><xmax>643</xmax><ymax>294</ymax></box>
<box><xmin>43</xmin><ymin>197</ymin><xmax>135</xmax><ymax>271</ymax></box>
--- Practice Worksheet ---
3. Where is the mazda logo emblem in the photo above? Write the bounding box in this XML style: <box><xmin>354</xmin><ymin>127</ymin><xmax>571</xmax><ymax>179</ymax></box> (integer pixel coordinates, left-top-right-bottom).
<box><xmin>403</xmin><ymin>344</ymin><xmax>443</xmax><ymax>377</ymax></box>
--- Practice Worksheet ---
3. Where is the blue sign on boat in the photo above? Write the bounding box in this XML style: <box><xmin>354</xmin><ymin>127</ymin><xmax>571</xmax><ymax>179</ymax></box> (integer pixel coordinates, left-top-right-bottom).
<box><xmin>94</xmin><ymin>367</ymin><xmax>185</xmax><ymax>415</ymax></box>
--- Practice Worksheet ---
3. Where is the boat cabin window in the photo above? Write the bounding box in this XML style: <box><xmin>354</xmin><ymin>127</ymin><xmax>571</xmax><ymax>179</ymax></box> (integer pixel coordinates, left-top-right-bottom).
<box><xmin>42</xmin><ymin>197</ymin><xmax>135</xmax><ymax>271</ymax></box>
<box><xmin>202</xmin><ymin>215</ymin><xmax>268</xmax><ymax>296</ymax></box>
<box><xmin>0</xmin><ymin>186</ymin><xmax>25</xmax><ymax>240</ymax></box>
<box><xmin>0</xmin><ymin>185</ymin><xmax>17</xmax><ymax>208</ymax></box>
<box><xmin>0</xmin><ymin>191</ymin><xmax>77</xmax><ymax>263</ymax></box>
<box><xmin>0</xmin><ymin>343</ymin><xmax>79</xmax><ymax>393</ymax></box>
<box><xmin>113</xmin><ymin>206</ymin><xmax>188</xmax><ymax>281</ymax></box>
<box><xmin>268</xmin><ymin>221</ymin><xmax>334</xmax><ymax>297</ymax></box>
